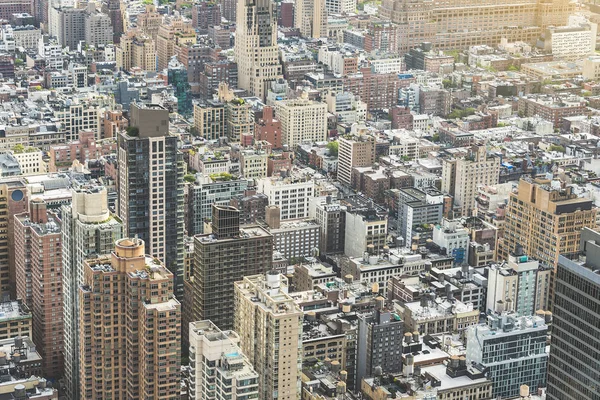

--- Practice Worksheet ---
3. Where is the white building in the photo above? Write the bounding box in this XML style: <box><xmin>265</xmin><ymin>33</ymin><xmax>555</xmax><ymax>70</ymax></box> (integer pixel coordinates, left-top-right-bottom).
<box><xmin>541</xmin><ymin>23</ymin><xmax>597</xmax><ymax>61</ymax></box>
<box><xmin>258</xmin><ymin>176</ymin><xmax>314</xmax><ymax>220</ymax></box>
<box><xmin>10</xmin><ymin>149</ymin><xmax>46</xmax><ymax>175</ymax></box>
<box><xmin>432</xmin><ymin>218</ymin><xmax>470</xmax><ymax>265</ymax></box>
<box><xmin>369</xmin><ymin>57</ymin><xmax>404</xmax><ymax>74</ymax></box>
<box><xmin>188</xmin><ymin>320</ymin><xmax>259</xmax><ymax>400</ymax></box>
<box><xmin>13</xmin><ymin>26</ymin><xmax>41</xmax><ymax>50</ymax></box>
<box><xmin>325</xmin><ymin>0</ymin><xmax>356</xmax><ymax>14</ymax></box>
<box><xmin>240</xmin><ymin>149</ymin><xmax>268</xmax><ymax>180</ymax></box>
<box><xmin>344</xmin><ymin>208</ymin><xmax>388</xmax><ymax>258</ymax></box>
<box><xmin>270</xmin><ymin>220</ymin><xmax>321</xmax><ymax>261</ymax></box>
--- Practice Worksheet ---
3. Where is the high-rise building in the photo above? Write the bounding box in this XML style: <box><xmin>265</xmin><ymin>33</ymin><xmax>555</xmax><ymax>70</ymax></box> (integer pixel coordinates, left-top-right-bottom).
<box><xmin>466</xmin><ymin>313</ymin><xmax>548</xmax><ymax>399</ymax></box>
<box><xmin>78</xmin><ymin>238</ymin><xmax>181</xmax><ymax>399</ymax></box>
<box><xmin>84</xmin><ymin>5</ymin><xmax>112</xmax><ymax>47</ymax></box>
<box><xmin>309</xmin><ymin>196</ymin><xmax>346</xmax><ymax>254</ymax></box>
<box><xmin>547</xmin><ymin>227</ymin><xmax>600</xmax><ymax>400</ymax></box>
<box><xmin>234</xmin><ymin>272</ymin><xmax>303</xmax><ymax>400</ymax></box>
<box><xmin>337</xmin><ymin>134</ymin><xmax>376</xmax><ymax>186</ymax></box>
<box><xmin>51</xmin><ymin>7</ymin><xmax>86</xmax><ymax>50</ymax></box>
<box><xmin>137</xmin><ymin>4</ymin><xmax>162</xmax><ymax>43</ymax></box>
<box><xmin>62</xmin><ymin>185</ymin><xmax>123</xmax><ymax>400</ymax></box>
<box><xmin>102</xmin><ymin>0</ymin><xmax>124</xmax><ymax>43</ymax></box>
<box><xmin>14</xmin><ymin>199</ymin><xmax>63</xmax><ymax>380</ymax></box>
<box><xmin>396</xmin><ymin>187</ymin><xmax>444</xmax><ymax>246</ymax></box>
<box><xmin>441</xmin><ymin>145</ymin><xmax>500</xmax><ymax>218</ymax></box>
<box><xmin>379</xmin><ymin>0</ymin><xmax>574</xmax><ymax>53</ymax></box>
<box><xmin>295</xmin><ymin>0</ymin><xmax>327</xmax><ymax>39</ymax></box>
<box><xmin>217</xmin><ymin>83</ymin><xmax>254</xmax><ymax>142</ymax></box>
<box><xmin>191</xmin><ymin>1</ymin><xmax>221</xmax><ymax>33</ymax></box>
<box><xmin>190</xmin><ymin>205</ymin><xmax>273</xmax><ymax>330</ymax></box>
<box><xmin>193</xmin><ymin>100</ymin><xmax>226</xmax><ymax>140</ymax></box>
<box><xmin>187</xmin><ymin>320</ymin><xmax>259</xmax><ymax>400</ymax></box>
<box><xmin>234</xmin><ymin>0</ymin><xmax>282</xmax><ymax>100</ymax></box>
<box><xmin>258</xmin><ymin>176</ymin><xmax>314</xmax><ymax>220</ymax></box>
<box><xmin>117</xmin><ymin>103</ymin><xmax>185</xmax><ymax>298</ymax></box>
<box><xmin>486</xmin><ymin>252</ymin><xmax>552</xmax><ymax>316</ymax></box>
<box><xmin>275</xmin><ymin>96</ymin><xmax>328</xmax><ymax>148</ymax></box>
<box><xmin>499</xmin><ymin>177</ymin><xmax>598</xmax><ymax>268</ymax></box>
<box><xmin>168</xmin><ymin>56</ymin><xmax>192</xmax><ymax>116</ymax></box>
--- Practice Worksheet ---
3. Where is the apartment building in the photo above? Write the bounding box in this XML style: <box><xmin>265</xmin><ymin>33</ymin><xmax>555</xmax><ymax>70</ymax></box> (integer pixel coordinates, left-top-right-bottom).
<box><xmin>156</xmin><ymin>18</ymin><xmax>196</xmax><ymax>71</ymax></box>
<box><xmin>190</xmin><ymin>205</ymin><xmax>273</xmax><ymax>330</ymax></box>
<box><xmin>84</xmin><ymin>7</ymin><xmax>112</xmax><ymax>47</ymax></box>
<box><xmin>78</xmin><ymin>238</ymin><xmax>181</xmax><ymax>399</ymax></box>
<box><xmin>254</xmin><ymin>106</ymin><xmax>283</xmax><ymax>149</ymax></box>
<box><xmin>61</xmin><ymin>185</ymin><xmax>122</xmax><ymax>400</ymax></box>
<box><xmin>117</xmin><ymin>103</ymin><xmax>185</xmax><ymax>297</ymax></box>
<box><xmin>234</xmin><ymin>272</ymin><xmax>303</xmax><ymax>400</ymax></box>
<box><xmin>187</xmin><ymin>320</ymin><xmax>259</xmax><ymax>400</ymax></box>
<box><xmin>193</xmin><ymin>100</ymin><xmax>226</xmax><ymax>141</ymax></box>
<box><xmin>0</xmin><ymin>300</ymin><xmax>32</xmax><ymax>340</ymax></box>
<box><xmin>116</xmin><ymin>30</ymin><xmax>157</xmax><ymax>72</ymax></box>
<box><xmin>397</xmin><ymin>187</ymin><xmax>443</xmax><ymax>246</ymax></box>
<box><xmin>517</xmin><ymin>94</ymin><xmax>588</xmax><ymax>128</ymax></box>
<box><xmin>14</xmin><ymin>199</ymin><xmax>63</xmax><ymax>380</ymax></box>
<box><xmin>295</xmin><ymin>0</ymin><xmax>327</xmax><ymax>39</ymax></box>
<box><xmin>337</xmin><ymin>134</ymin><xmax>376</xmax><ymax>186</ymax></box>
<box><xmin>539</xmin><ymin>23</ymin><xmax>597</xmax><ymax>61</ymax></box>
<box><xmin>309</xmin><ymin>196</ymin><xmax>346</xmax><ymax>254</ymax></box>
<box><xmin>275</xmin><ymin>96</ymin><xmax>328</xmax><ymax>148</ymax></box>
<box><xmin>137</xmin><ymin>4</ymin><xmax>162</xmax><ymax>42</ymax></box>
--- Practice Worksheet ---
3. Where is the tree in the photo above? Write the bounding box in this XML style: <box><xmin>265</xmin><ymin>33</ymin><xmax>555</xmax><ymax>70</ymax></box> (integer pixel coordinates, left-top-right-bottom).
<box><xmin>326</xmin><ymin>141</ymin><xmax>339</xmax><ymax>157</ymax></box>
<box><xmin>126</xmin><ymin>126</ymin><xmax>139</xmax><ymax>136</ymax></box>
<box><xmin>549</xmin><ymin>144</ymin><xmax>565</xmax><ymax>153</ymax></box>
<box><xmin>12</xmin><ymin>144</ymin><xmax>24</xmax><ymax>153</ymax></box>
<box><xmin>183</xmin><ymin>174</ymin><xmax>196</xmax><ymax>183</ymax></box>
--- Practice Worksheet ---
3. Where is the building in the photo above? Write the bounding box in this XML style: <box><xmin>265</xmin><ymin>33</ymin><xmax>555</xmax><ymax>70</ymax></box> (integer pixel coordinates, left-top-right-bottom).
<box><xmin>344</xmin><ymin>201</ymin><xmax>388</xmax><ymax>259</ymax></box>
<box><xmin>78</xmin><ymin>238</ymin><xmax>181</xmax><ymax>399</ymax></box>
<box><xmin>192</xmin><ymin>2</ymin><xmax>221</xmax><ymax>32</ymax></box>
<box><xmin>61</xmin><ymin>185</ymin><xmax>122</xmax><ymax>400</ymax></box>
<box><xmin>184</xmin><ymin>175</ymin><xmax>248</xmax><ymax>235</ymax></box>
<box><xmin>309</xmin><ymin>196</ymin><xmax>346</xmax><ymax>254</ymax></box>
<box><xmin>156</xmin><ymin>18</ymin><xmax>196</xmax><ymax>71</ymax></box>
<box><xmin>137</xmin><ymin>4</ymin><xmax>162</xmax><ymax>42</ymax></box>
<box><xmin>116</xmin><ymin>30</ymin><xmax>157</xmax><ymax>72</ymax></box>
<box><xmin>0</xmin><ymin>300</ymin><xmax>32</xmax><ymax>341</ymax></box>
<box><xmin>193</xmin><ymin>100</ymin><xmax>226</xmax><ymax>141</ymax></box>
<box><xmin>547</xmin><ymin>227</ymin><xmax>600</xmax><ymax>400</ymax></box>
<box><xmin>268</xmin><ymin>217</ymin><xmax>321</xmax><ymax>261</ymax></box>
<box><xmin>190</xmin><ymin>205</ymin><xmax>273</xmax><ymax>330</ymax></box>
<box><xmin>187</xmin><ymin>320</ymin><xmax>259</xmax><ymax>400</ymax></box>
<box><xmin>275</xmin><ymin>96</ymin><xmax>328</xmax><ymax>148</ymax></box>
<box><xmin>486</xmin><ymin>253</ymin><xmax>552</xmax><ymax>316</ymax></box>
<box><xmin>466</xmin><ymin>314</ymin><xmax>548</xmax><ymax>399</ymax></box>
<box><xmin>239</xmin><ymin>148</ymin><xmax>268</xmax><ymax>180</ymax></box>
<box><xmin>499</xmin><ymin>178</ymin><xmax>598</xmax><ymax>271</ymax></box>
<box><xmin>517</xmin><ymin>94</ymin><xmax>587</xmax><ymax>128</ymax></box>
<box><xmin>10</xmin><ymin>149</ymin><xmax>46</xmax><ymax>175</ymax></box>
<box><xmin>0</xmin><ymin>0</ymin><xmax>32</xmax><ymax>21</ymax></box>
<box><xmin>234</xmin><ymin>0</ymin><xmax>282</xmax><ymax>100</ymax></box>
<box><xmin>539</xmin><ymin>23</ymin><xmax>597</xmax><ymax>61</ymax></box>
<box><xmin>234</xmin><ymin>272</ymin><xmax>303</xmax><ymax>400</ymax></box>
<box><xmin>117</xmin><ymin>103</ymin><xmax>185</xmax><ymax>298</ymax></box>
<box><xmin>356</xmin><ymin>300</ymin><xmax>404</xmax><ymax>386</ymax></box>
<box><xmin>258</xmin><ymin>176</ymin><xmax>314</xmax><ymax>220</ymax></box>
<box><xmin>84</xmin><ymin>6</ymin><xmax>112</xmax><ymax>47</ymax></box>
<box><xmin>432</xmin><ymin>219</ymin><xmax>470</xmax><ymax>265</ymax></box>
<box><xmin>380</xmin><ymin>0</ymin><xmax>573</xmax><ymax>53</ymax></box>
<box><xmin>218</xmin><ymin>83</ymin><xmax>254</xmax><ymax>142</ymax></box>
<box><xmin>14</xmin><ymin>199</ymin><xmax>63</xmax><ymax>380</ymax></box>
<box><xmin>168</xmin><ymin>57</ymin><xmax>192</xmax><ymax>116</ymax></box>
<box><xmin>48</xmin><ymin>131</ymin><xmax>116</xmax><ymax>172</ymax></box>
<box><xmin>51</xmin><ymin>7</ymin><xmax>85</xmax><ymax>50</ymax></box>
<box><xmin>295</xmin><ymin>0</ymin><xmax>327</xmax><ymax>39</ymax></box>
<box><xmin>397</xmin><ymin>187</ymin><xmax>444</xmax><ymax>245</ymax></box>
<box><xmin>230</xmin><ymin>191</ymin><xmax>269</xmax><ymax>225</ymax></box>
<box><xmin>441</xmin><ymin>145</ymin><xmax>500</xmax><ymax>218</ymax></box>
<box><xmin>254</xmin><ymin>106</ymin><xmax>282</xmax><ymax>149</ymax></box>
<box><xmin>337</xmin><ymin>134</ymin><xmax>375</xmax><ymax>187</ymax></box>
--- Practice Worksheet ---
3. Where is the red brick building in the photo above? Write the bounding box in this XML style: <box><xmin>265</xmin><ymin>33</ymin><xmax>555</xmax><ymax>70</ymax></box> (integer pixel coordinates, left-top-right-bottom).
<box><xmin>254</xmin><ymin>106</ymin><xmax>282</xmax><ymax>149</ymax></box>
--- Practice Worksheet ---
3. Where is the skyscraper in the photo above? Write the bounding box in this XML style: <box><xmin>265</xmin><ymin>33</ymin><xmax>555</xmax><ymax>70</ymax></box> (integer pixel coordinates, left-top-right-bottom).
<box><xmin>14</xmin><ymin>199</ymin><xmax>63</xmax><ymax>380</ymax></box>
<box><xmin>234</xmin><ymin>0</ymin><xmax>282</xmax><ymax>100</ymax></box>
<box><xmin>190</xmin><ymin>205</ymin><xmax>273</xmax><ymax>330</ymax></box>
<box><xmin>234</xmin><ymin>272</ymin><xmax>303</xmax><ymax>400</ymax></box>
<box><xmin>294</xmin><ymin>0</ymin><xmax>327</xmax><ymax>39</ymax></box>
<box><xmin>117</xmin><ymin>103</ymin><xmax>185</xmax><ymax>298</ymax></box>
<box><xmin>547</xmin><ymin>227</ymin><xmax>600</xmax><ymax>400</ymax></box>
<box><xmin>62</xmin><ymin>185</ymin><xmax>123</xmax><ymax>400</ymax></box>
<box><xmin>78</xmin><ymin>238</ymin><xmax>181</xmax><ymax>399</ymax></box>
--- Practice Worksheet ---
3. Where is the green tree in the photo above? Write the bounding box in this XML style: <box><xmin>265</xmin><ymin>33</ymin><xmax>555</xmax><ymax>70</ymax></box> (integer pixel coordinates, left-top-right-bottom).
<box><xmin>12</xmin><ymin>144</ymin><xmax>24</xmax><ymax>153</ymax></box>
<box><xmin>326</xmin><ymin>141</ymin><xmax>339</xmax><ymax>157</ymax></box>
<box><xmin>184</xmin><ymin>174</ymin><xmax>196</xmax><ymax>183</ymax></box>
<box><xmin>549</xmin><ymin>144</ymin><xmax>565</xmax><ymax>153</ymax></box>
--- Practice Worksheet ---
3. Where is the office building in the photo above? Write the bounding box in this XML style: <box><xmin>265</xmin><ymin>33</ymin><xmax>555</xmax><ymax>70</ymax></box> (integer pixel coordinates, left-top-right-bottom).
<box><xmin>230</xmin><ymin>191</ymin><xmax>269</xmax><ymax>225</ymax></box>
<box><xmin>117</xmin><ymin>103</ymin><xmax>185</xmax><ymax>298</ymax></box>
<box><xmin>79</xmin><ymin>238</ymin><xmax>181</xmax><ymax>399</ymax></box>
<box><xmin>547</xmin><ymin>227</ymin><xmax>600</xmax><ymax>400</ymax></box>
<box><xmin>239</xmin><ymin>148</ymin><xmax>268</xmax><ymax>180</ymax></box>
<box><xmin>191</xmin><ymin>1</ymin><xmax>221</xmax><ymax>32</ymax></box>
<box><xmin>191</xmin><ymin>205</ymin><xmax>273</xmax><ymax>330</ymax></box>
<box><xmin>258</xmin><ymin>176</ymin><xmax>314</xmax><ymax>220</ymax></box>
<box><xmin>344</xmin><ymin>200</ymin><xmax>388</xmax><ymax>259</ymax></box>
<box><xmin>234</xmin><ymin>272</ymin><xmax>303</xmax><ymax>400</ymax></box>
<box><xmin>84</xmin><ymin>6</ymin><xmax>112</xmax><ymax>47</ymax></box>
<box><xmin>187</xmin><ymin>320</ymin><xmax>259</xmax><ymax>400</ymax></box>
<box><xmin>539</xmin><ymin>23</ymin><xmax>597</xmax><ymax>61</ymax></box>
<box><xmin>184</xmin><ymin>175</ymin><xmax>248</xmax><ymax>235</ymax></box>
<box><xmin>380</xmin><ymin>0</ymin><xmax>573</xmax><ymax>53</ymax></box>
<box><xmin>441</xmin><ymin>145</ymin><xmax>500</xmax><ymax>218</ymax></box>
<box><xmin>267</xmin><ymin>214</ymin><xmax>321</xmax><ymax>261</ymax></box>
<box><xmin>295</xmin><ymin>0</ymin><xmax>327</xmax><ymax>39</ymax></box>
<box><xmin>14</xmin><ymin>199</ymin><xmax>63</xmax><ymax>380</ymax></box>
<box><xmin>103</xmin><ymin>0</ymin><xmax>124</xmax><ymax>43</ymax></box>
<box><xmin>356</xmin><ymin>299</ymin><xmax>404</xmax><ymax>386</ymax></box>
<box><xmin>137</xmin><ymin>4</ymin><xmax>162</xmax><ymax>42</ymax></box>
<box><xmin>466</xmin><ymin>314</ymin><xmax>548</xmax><ymax>399</ymax></box>
<box><xmin>218</xmin><ymin>83</ymin><xmax>254</xmax><ymax>142</ymax></box>
<box><xmin>0</xmin><ymin>0</ymin><xmax>32</xmax><ymax>21</ymax></box>
<box><xmin>168</xmin><ymin>57</ymin><xmax>192</xmax><ymax>116</ymax></box>
<box><xmin>397</xmin><ymin>187</ymin><xmax>444</xmax><ymax>246</ymax></box>
<box><xmin>499</xmin><ymin>178</ymin><xmax>598</xmax><ymax>268</ymax></box>
<box><xmin>325</xmin><ymin>0</ymin><xmax>355</xmax><ymax>14</ymax></box>
<box><xmin>275</xmin><ymin>96</ymin><xmax>328</xmax><ymax>148</ymax></box>
<box><xmin>234</xmin><ymin>0</ymin><xmax>282</xmax><ymax>100</ymax></box>
<box><xmin>486</xmin><ymin>252</ymin><xmax>552</xmax><ymax>316</ymax></box>
<box><xmin>309</xmin><ymin>196</ymin><xmax>346</xmax><ymax>254</ymax></box>
<box><xmin>61</xmin><ymin>185</ymin><xmax>122</xmax><ymax>400</ymax></box>
<box><xmin>51</xmin><ymin>7</ymin><xmax>85</xmax><ymax>50</ymax></box>
<box><xmin>432</xmin><ymin>218</ymin><xmax>470</xmax><ymax>265</ymax></box>
<box><xmin>337</xmin><ymin>134</ymin><xmax>376</xmax><ymax>187</ymax></box>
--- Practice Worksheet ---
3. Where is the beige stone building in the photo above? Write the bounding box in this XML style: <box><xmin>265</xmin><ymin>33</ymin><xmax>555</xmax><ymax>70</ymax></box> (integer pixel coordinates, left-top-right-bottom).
<box><xmin>275</xmin><ymin>96</ymin><xmax>328</xmax><ymax>148</ymax></box>
<box><xmin>234</xmin><ymin>272</ymin><xmax>303</xmax><ymax>400</ymax></box>
<box><xmin>234</xmin><ymin>0</ymin><xmax>282</xmax><ymax>100</ymax></box>
<box><xmin>116</xmin><ymin>29</ymin><xmax>157</xmax><ymax>72</ymax></box>
<box><xmin>295</xmin><ymin>0</ymin><xmax>327</xmax><ymax>39</ymax></box>
<box><xmin>78</xmin><ymin>238</ymin><xmax>181</xmax><ymax>399</ymax></box>
<box><xmin>137</xmin><ymin>4</ymin><xmax>162</xmax><ymax>43</ymax></box>
<box><xmin>156</xmin><ymin>18</ymin><xmax>196</xmax><ymax>71</ymax></box>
